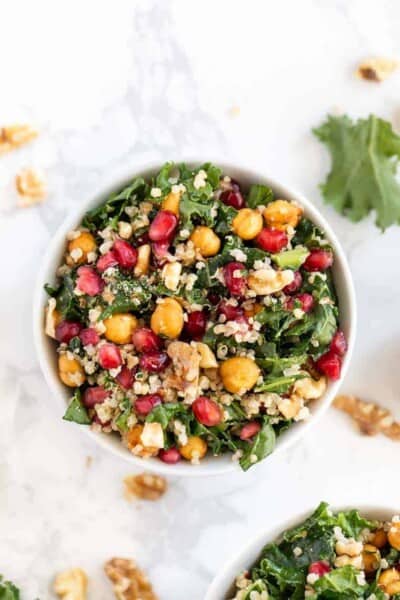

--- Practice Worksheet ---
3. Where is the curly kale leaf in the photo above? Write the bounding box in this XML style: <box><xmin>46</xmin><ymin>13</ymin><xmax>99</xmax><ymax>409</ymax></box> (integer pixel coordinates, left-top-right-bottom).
<box><xmin>314</xmin><ymin>114</ymin><xmax>400</xmax><ymax>230</ymax></box>
<box><xmin>0</xmin><ymin>576</ymin><xmax>20</xmax><ymax>600</ymax></box>
<box><xmin>239</xmin><ymin>420</ymin><xmax>276</xmax><ymax>471</ymax></box>
<box><xmin>54</xmin><ymin>273</ymin><xmax>86</xmax><ymax>321</ymax></box>
<box><xmin>246</xmin><ymin>183</ymin><xmax>273</xmax><ymax>208</ymax></box>
<box><xmin>99</xmin><ymin>273</ymin><xmax>152</xmax><ymax>319</ymax></box>
<box><xmin>63</xmin><ymin>389</ymin><xmax>91</xmax><ymax>425</ymax></box>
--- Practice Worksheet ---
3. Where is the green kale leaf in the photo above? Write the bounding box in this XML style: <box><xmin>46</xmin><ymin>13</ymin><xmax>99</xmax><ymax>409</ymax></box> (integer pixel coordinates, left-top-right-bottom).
<box><xmin>247</xmin><ymin>184</ymin><xmax>273</xmax><ymax>208</ymax></box>
<box><xmin>114</xmin><ymin>398</ymin><xmax>132</xmax><ymax>432</ymax></box>
<box><xmin>63</xmin><ymin>389</ymin><xmax>91</xmax><ymax>425</ymax></box>
<box><xmin>55</xmin><ymin>273</ymin><xmax>85</xmax><ymax>321</ymax></box>
<box><xmin>314</xmin><ymin>114</ymin><xmax>400</xmax><ymax>230</ymax></box>
<box><xmin>146</xmin><ymin>403</ymin><xmax>187</xmax><ymax>429</ymax></box>
<box><xmin>313</xmin><ymin>565</ymin><xmax>367</xmax><ymax>597</ymax></box>
<box><xmin>240</xmin><ymin>421</ymin><xmax>276</xmax><ymax>471</ymax></box>
<box><xmin>0</xmin><ymin>576</ymin><xmax>20</xmax><ymax>600</ymax></box>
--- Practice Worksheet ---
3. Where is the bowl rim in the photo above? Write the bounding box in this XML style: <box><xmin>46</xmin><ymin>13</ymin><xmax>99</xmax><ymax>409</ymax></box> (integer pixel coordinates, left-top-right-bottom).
<box><xmin>32</xmin><ymin>158</ymin><xmax>357</xmax><ymax>477</ymax></box>
<box><xmin>205</xmin><ymin>503</ymin><xmax>399</xmax><ymax>599</ymax></box>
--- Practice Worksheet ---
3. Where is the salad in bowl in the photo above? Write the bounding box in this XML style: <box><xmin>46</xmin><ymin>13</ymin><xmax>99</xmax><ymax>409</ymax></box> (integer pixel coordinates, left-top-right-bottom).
<box><xmin>210</xmin><ymin>503</ymin><xmax>400</xmax><ymax>599</ymax></box>
<box><xmin>39</xmin><ymin>162</ymin><xmax>354</xmax><ymax>472</ymax></box>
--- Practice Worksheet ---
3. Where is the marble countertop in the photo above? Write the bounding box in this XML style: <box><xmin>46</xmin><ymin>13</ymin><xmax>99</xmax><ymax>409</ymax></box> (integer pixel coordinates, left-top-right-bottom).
<box><xmin>2</xmin><ymin>1</ymin><xmax>400</xmax><ymax>598</ymax></box>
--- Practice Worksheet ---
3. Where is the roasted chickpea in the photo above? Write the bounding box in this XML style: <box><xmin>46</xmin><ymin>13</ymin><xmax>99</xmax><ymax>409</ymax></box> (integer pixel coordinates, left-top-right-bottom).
<box><xmin>219</xmin><ymin>357</ymin><xmax>260</xmax><ymax>394</ymax></box>
<box><xmin>123</xmin><ymin>424</ymin><xmax>158</xmax><ymax>458</ymax></box>
<box><xmin>68</xmin><ymin>231</ymin><xmax>96</xmax><ymax>263</ymax></box>
<box><xmin>370</xmin><ymin>528</ymin><xmax>388</xmax><ymax>549</ymax></box>
<box><xmin>362</xmin><ymin>544</ymin><xmax>381</xmax><ymax>574</ymax></box>
<box><xmin>151</xmin><ymin>298</ymin><xmax>184</xmax><ymax>338</ymax></box>
<box><xmin>134</xmin><ymin>244</ymin><xmax>151</xmax><ymax>276</ymax></box>
<box><xmin>104</xmin><ymin>313</ymin><xmax>138</xmax><ymax>344</ymax></box>
<box><xmin>388</xmin><ymin>521</ymin><xmax>400</xmax><ymax>550</ymax></box>
<box><xmin>162</xmin><ymin>191</ymin><xmax>181</xmax><ymax>215</ymax></box>
<box><xmin>232</xmin><ymin>208</ymin><xmax>263</xmax><ymax>240</ymax></box>
<box><xmin>189</xmin><ymin>226</ymin><xmax>221</xmax><ymax>257</ymax></box>
<box><xmin>378</xmin><ymin>568</ymin><xmax>400</xmax><ymax>595</ymax></box>
<box><xmin>263</xmin><ymin>200</ymin><xmax>302</xmax><ymax>231</ymax></box>
<box><xmin>58</xmin><ymin>354</ymin><xmax>85</xmax><ymax>387</ymax></box>
<box><xmin>179</xmin><ymin>436</ymin><xmax>207</xmax><ymax>461</ymax></box>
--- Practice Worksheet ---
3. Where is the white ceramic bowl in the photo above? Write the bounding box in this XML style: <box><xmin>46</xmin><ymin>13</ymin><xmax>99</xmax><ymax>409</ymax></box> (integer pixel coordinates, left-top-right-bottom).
<box><xmin>205</xmin><ymin>504</ymin><xmax>397</xmax><ymax>599</ymax></box>
<box><xmin>33</xmin><ymin>160</ymin><xmax>356</xmax><ymax>477</ymax></box>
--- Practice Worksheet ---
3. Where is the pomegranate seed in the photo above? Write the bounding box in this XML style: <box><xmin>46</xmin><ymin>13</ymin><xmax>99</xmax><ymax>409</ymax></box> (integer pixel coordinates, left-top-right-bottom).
<box><xmin>184</xmin><ymin>310</ymin><xmax>207</xmax><ymax>340</ymax></box>
<box><xmin>308</xmin><ymin>561</ymin><xmax>331</xmax><ymax>577</ymax></box>
<box><xmin>207</xmin><ymin>291</ymin><xmax>221</xmax><ymax>305</ymax></box>
<box><xmin>159</xmin><ymin>447</ymin><xmax>181</xmax><ymax>464</ymax></box>
<box><xmin>152</xmin><ymin>241</ymin><xmax>170</xmax><ymax>264</ymax></box>
<box><xmin>96</xmin><ymin>250</ymin><xmax>118</xmax><ymax>273</ymax></box>
<box><xmin>239</xmin><ymin>421</ymin><xmax>261</xmax><ymax>440</ymax></box>
<box><xmin>220</xmin><ymin>189</ymin><xmax>245</xmax><ymax>209</ymax></box>
<box><xmin>83</xmin><ymin>386</ymin><xmax>109</xmax><ymax>408</ymax></box>
<box><xmin>223</xmin><ymin>262</ymin><xmax>247</xmax><ymax>297</ymax></box>
<box><xmin>218</xmin><ymin>300</ymin><xmax>245</xmax><ymax>321</ymax></box>
<box><xmin>136</xmin><ymin>232</ymin><xmax>150</xmax><ymax>245</ymax></box>
<box><xmin>316</xmin><ymin>350</ymin><xmax>342</xmax><ymax>380</ymax></box>
<box><xmin>256</xmin><ymin>228</ymin><xmax>288</xmax><ymax>253</ymax></box>
<box><xmin>77</xmin><ymin>266</ymin><xmax>104</xmax><ymax>296</ymax></box>
<box><xmin>98</xmin><ymin>343</ymin><xmax>122</xmax><ymax>369</ymax></box>
<box><xmin>115</xmin><ymin>366</ymin><xmax>135</xmax><ymax>390</ymax></box>
<box><xmin>330</xmin><ymin>330</ymin><xmax>347</xmax><ymax>356</ymax></box>
<box><xmin>55</xmin><ymin>320</ymin><xmax>82</xmax><ymax>343</ymax></box>
<box><xmin>192</xmin><ymin>396</ymin><xmax>223</xmax><ymax>426</ymax></box>
<box><xmin>79</xmin><ymin>328</ymin><xmax>100</xmax><ymax>346</ymax></box>
<box><xmin>303</xmin><ymin>249</ymin><xmax>333</xmax><ymax>272</ymax></box>
<box><xmin>283</xmin><ymin>271</ymin><xmax>302</xmax><ymax>294</ymax></box>
<box><xmin>132</xmin><ymin>327</ymin><xmax>163</xmax><ymax>353</ymax></box>
<box><xmin>149</xmin><ymin>210</ymin><xmax>178</xmax><ymax>242</ymax></box>
<box><xmin>135</xmin><ymin>393</ymin><xmax>162</xmax><ymax>416</ymax></box>
<box><xmin>286</xmin><ymin>293</ymin><xmax>314</xmax><ymax>313</ymax></box>
<box><xmin>113</xmin><ymin>239</ymin><xmax>138</xmax><ymax>269</ymax></box>
<box><xmin>139</xmin><ymin>351</ymin><xmax>170</xmax><ymax>372</ymax></box>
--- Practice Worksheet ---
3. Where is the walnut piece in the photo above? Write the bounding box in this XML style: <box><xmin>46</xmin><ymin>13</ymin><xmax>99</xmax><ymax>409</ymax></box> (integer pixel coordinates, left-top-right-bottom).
<box><xmin>334</xmin><ymin>395</ymin><xmax>400</xmax><ymax>440</ymax></box>
<box><xmin>104</xmin><ymin>557</ymin><xmax>158</xmax><ymax>600</ymax></box>
<box><xmin>16</xmin><ymin>167</ymin><xmax>47</xmax><ymax>206</ymax></box>
<box><xmin>124</xmin><ymin>472</ymin><xmax>167</xmax><ymax>501</ymax></box>
<box><xmin>54</xmin><ymin>568</ymin><xmax>88</xmax><ymax>600</ymax></box>
<box><xmin>0</xmin><ymin>123</ymin><xmax>38</xmax><ymax>154</ymax></box>
<box><xmin>356</xmin><ymin>57</ymin><xmax>399</xmax><ymax>82</ymax></box>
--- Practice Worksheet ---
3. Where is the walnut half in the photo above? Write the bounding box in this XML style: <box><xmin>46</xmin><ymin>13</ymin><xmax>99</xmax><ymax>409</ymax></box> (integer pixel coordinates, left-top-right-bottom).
<box><xmin>124</xmin><ymin>472</ymin><xmax>167</xmax><ymax>501</ymax></box>
<box><xmin>334</xmin><ymin>394</ymin><xmax>400</xmax><ymax>440</ymax></box>
<box><xmin>54</xmin><ymin>568</ymin><xmax>88</xmax><ymax>600</ymax></box>
<box><xmin>104</xmin><ymin>558</ymin><xmax>158</xmax><ymax>600</ymax></box>
<box><xmin>356</xmin><ymin>57</ymin><xmax>399</xmax><ymax>82</ymax></box>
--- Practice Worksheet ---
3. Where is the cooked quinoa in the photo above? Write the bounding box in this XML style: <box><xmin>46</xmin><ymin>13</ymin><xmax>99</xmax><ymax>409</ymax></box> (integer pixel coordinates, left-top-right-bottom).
<box><xmin>44</xmin><ymin>162</ymin><xmax>345</xmax><ymax>469</ymax></box>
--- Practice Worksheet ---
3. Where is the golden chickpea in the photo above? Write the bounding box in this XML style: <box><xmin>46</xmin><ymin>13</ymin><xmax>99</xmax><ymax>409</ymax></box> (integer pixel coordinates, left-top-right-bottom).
<box><xmin>104</xmin><ymin>313</ymin><xmax>138</xmax><ymax>344</ymax></box>
<box><xmin>263</xmin><ymin>200</ymin><xmax>302</xmax><ymax>231</ymax></box>
<box><xmin>244</xmin><ymin>302</ymin><xmax>263</xmax><ymax>319</ymax></box>
<box><xmin>232</xmin><ymin>208</ymin><xmax>263</xmax><ymax>240</ymax></box>
<box><xmin>68</xmin><ymin>231</ymin><xmax>96</xmax><ymax>263</ymax></box>
<box><xmin>219</xmin><ymin>357</ymin><xmax>260</xmax><ymax>394</ymax></box>
<box><xmin>58</xmin><ymin>354</ymin><xmax>86</xmax><ymax>387</ymax></box>
<box><xmin>179</xmin><ymin>436</ymin><xmax>208</xmax><ymax>461</ymax></box>
<box><xmin>370</xmin><ymin>528</ymin><xmax>388</xmax><ymax>549</ymax></box>
<box><xmin>162</xmin><ymin>191</ymin><xmax>181</xmax><ymax>216</ymax></box>
<box><xmin>151</xmin><ymin>298</ymin><xmax>184</xmax><ymax>338</ymax></box>
<box><xmin>123</xmin><ymin>424</ymin><xmax>158</xmax><ymax>458</ymax></box>
<box><xmin>189</xmin><ymin>226</ymin><xmax>221</xmax><ymax>257</ymax></box>
<box><xmin>378</xmin><ymin>568</ymin><xmax>400</xmax><ymax>595</ymax></box>
<box><xmin>388</xmin><ymin>521</ymin><xmax>400</xmax><ymax>550</ymax></box>
<box><xmin>362</xmin><ymin>544</ymin><xmax>380</xmax><ymax>574</ymax></box>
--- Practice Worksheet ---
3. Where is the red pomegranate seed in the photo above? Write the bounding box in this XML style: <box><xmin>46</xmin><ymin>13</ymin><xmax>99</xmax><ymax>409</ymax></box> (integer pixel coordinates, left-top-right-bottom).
<box><xmin>308</xmin><ymin>561</ymin><xmax>331</xmax><ymax>577</ymax></box>
<box><xmin>192</xmin><ymin>396</ymin><xmax>223</xmax><ymax>426</ymax></box>
<box><xmin>79</xmin><ymin>327</ymin><xmax>100</xmax><ymax>346</ymax></box>
<box><xmin>83</xmin><ymin>386</ymin><xmax>109</xmax><ymax>408</ymax></box>
<box><xmin>98</xmin><ymin>343</ymin><xmax>122</xmax><ymax>369</ymax></box>
<box><xmin>223</xmin><ymin>262</ymin><xmax>247</xmax><ymax>297</ymax></box>
<box><xmin>115</xmin><ymin>366</ymin><xmax>135</xmax><ymax>390</ymax></box>
<box><xmin>139</xmin><ymin>351</ymin><xmax>170</xmax><ymax>372</ymax></box>
<box><xmin>159</xmin><ymin>447</ymin><xmax>181</xmax><ymax>464</ymax></box>
<box><xmin>55</xmin><ymin>320</ymin><xmax>82</xmax><ymax>343</ymax></box>
<box><xmin>113</xmin><ymin>239</ymin><xmax>138</xmax><ymax>269</ymax></box>
<box><xmin>286</xmin><ymin>293</ymin><xmax>314</xmax><ymax>313</ymax></box>
<box><xmin>256</xmin><ymin>228</ymin><xmax>288</xmax><ymax>253</ymax></box>
<box><xmin>77</xmin><ymin>266</ymin><xmax>104</xmax><ymax>296</ymax></box>
<box><xmin>218</xmin><ymin>300</ymin><xmax>245</xmax><ymax>321</ymax></box>
<box><xmin>152</xmin><ymin>241</ymin><xmax>170</xmax><ymax>264</ymax></box>
<box><xmin>330</xmin><ymin>330</ymin><xmax>347</xmax><ymax>356</ymax></box>
<box><xmin>207</xmin><ymin>291</ymin><xmax>221</xmax><ymax>305</ymax></box>
<box><xmin>239</xmin><ymin>421</ymin><xmax>261</xmax><ymax>440</ymax></box>
<box><xmin>184</xmin><ymin>311</ymin><xmax>207</xmax><ymax>340</ymax></box>
<box><xmin>316</xmin><ymin>350</ymin><xmax>342</xmax><ymax>380</ymax></box>
<box><xmin>96</xmin><ymin>250</ymin><xmax>118</xmax><ymax>273</ymax></box>
<box><xmin>149</xmin><ymin>210</ymin><xmax>178</xmax><ymax>242</ymax></box>
<box><xmin>132</xmin><ymin>327</ymin><xmax>163</xmax><ymax>353</ymax></box>
<box><xmin>303</xmin><ymin>249</ymin><xmax>333</xmax><ymax>272</ymax></box>
<box><xmin>283</xmin><ymin>271</ymin><xmax>302</xmax><ymax>294</ymax></box>
<box><xmin>135</xmin><ymin>393</ymin><xmax>162</xmax><ymax>416</ymax></box>
<box><xmin>135</xmin><ymin>232</ymin><xmax>150</xmax><ymax>245</ymax></box>
<box><xmin>220</xmin><ymin>189</ymin><xmax>245</xmax><ymax>209</ymax></box>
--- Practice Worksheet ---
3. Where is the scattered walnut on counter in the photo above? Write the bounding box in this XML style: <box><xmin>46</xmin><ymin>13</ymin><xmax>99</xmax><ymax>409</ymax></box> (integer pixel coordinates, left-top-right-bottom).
<box><xmin>15</xmin><ymin>167</ymin><xmax>47</xmax><ymax>206</ymax></box>
<box><xmin>104</xmin><ymin>558</ymin><xmax>158</xmax><ymax>600</ymax></box>
<box><xmin>356</xmin><ymin>57</ymin><xmax>399</xmax><ymax>82</ymax></box>
<box><xmin>124</xmin><ymin>472</ymin><xmax>167</xmax><ymax>501</ymax></box>
<box><xmin>54</xmin><ymin>568</ymin><xmax>88</xmax><ymax>600</ymax></box>
<box><xmin>0</xmin><ymin>123</ymin><xmax>38</xmax><ymax>154</ymax></box>
<box><xmin>334</xmin><ymin>395</ymin><xmax>400</xmax><ymax>440</ymax></box>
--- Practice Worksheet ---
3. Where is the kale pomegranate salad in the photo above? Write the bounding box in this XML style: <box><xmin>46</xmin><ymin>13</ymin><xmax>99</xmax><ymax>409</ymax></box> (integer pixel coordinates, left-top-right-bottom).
<box><xmin>231</xmin><ymin>502</ymin><xmax>400</xmax><ymax>599</ymax></box>
<box><xmin>44</xmin><ymin>162</ymin><xmax>347</xmax><ymax>470</ymax></box>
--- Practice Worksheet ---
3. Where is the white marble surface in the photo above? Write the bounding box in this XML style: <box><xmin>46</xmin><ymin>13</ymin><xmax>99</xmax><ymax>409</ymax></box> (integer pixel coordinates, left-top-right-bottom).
<box><xmin>1</xmin><ymin>0</ymin><xmax>400</xmax><ymax>597</ymax></box>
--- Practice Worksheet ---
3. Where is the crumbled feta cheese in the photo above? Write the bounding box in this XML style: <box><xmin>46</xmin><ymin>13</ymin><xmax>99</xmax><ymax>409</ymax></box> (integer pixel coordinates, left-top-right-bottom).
<box><xmin>140</xmin><ymin>422</ymin><xmax>164</xmax><ymax>449</ymax></box>
<box><xmin>193</xmin><ymin>169</ymin><xmax>207</xmax><ymax>189</ymax></box>
<box><xmin>230</xmin><ymin>248</ymin><xmax>247</xmax><ymax>262</ymax></box>
<box><xmin>150</xmin><ymin>187</ymin><xmax>162</xmax><ymax>198</ymax></box>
